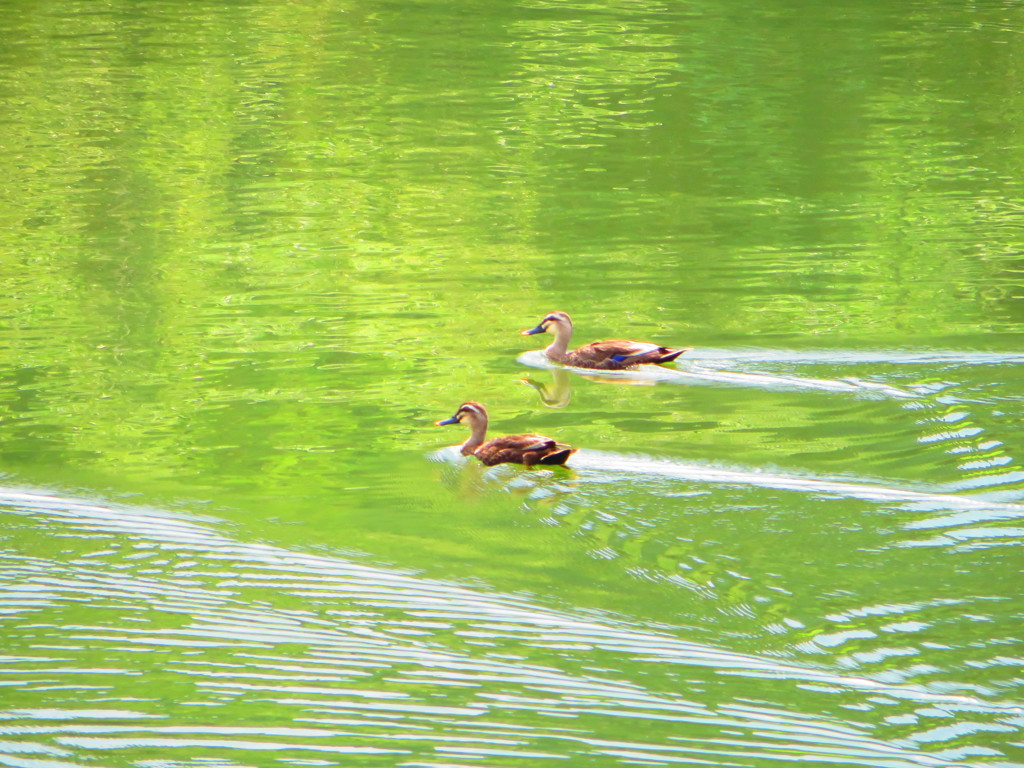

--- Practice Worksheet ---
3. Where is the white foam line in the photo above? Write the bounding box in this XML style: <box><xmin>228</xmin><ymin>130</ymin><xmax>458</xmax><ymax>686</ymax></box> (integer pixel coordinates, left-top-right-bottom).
<box><xmin>516</xmin><ymin>352</ymin><xmax>918</xmax><ymax>399</ymax></box>
<box><xmin>568</xmin><ymin>451</ymin><xmax>1024</xmax><ymax>513</ymax></box>
<box><xmin>671</xmin><ymin>366</ymin><xmax>915</xmax><ymax>397</ymax></box>
<box><xmin>429</xmin><ymin>446</ymin><xmax>1024</xmax><ymax>514</ymax></box>
<box><xmin>682</xmin><ymin>348</ymin><xmax>1024</xmax><ymax>366</ymax></box>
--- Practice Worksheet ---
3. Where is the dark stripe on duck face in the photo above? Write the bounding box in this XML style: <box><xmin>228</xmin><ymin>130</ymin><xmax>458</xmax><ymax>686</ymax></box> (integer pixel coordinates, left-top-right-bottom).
<box><xmin>458</xmin><ymin>403</ymin><xmax>486</xmax><ymax>419</ymax></box>
<box><xmin>436</xmin><ymin>402</ymin><xmax>486</xmax><ymax>426</ymax></box>
<box><xmin>523</xmin><ymin>313</ymin><xmax>570</xmax><ymax>336</ymax></box>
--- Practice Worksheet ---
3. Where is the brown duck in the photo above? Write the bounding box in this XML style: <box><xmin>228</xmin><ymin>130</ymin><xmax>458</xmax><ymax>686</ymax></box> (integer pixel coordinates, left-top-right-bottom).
<box><xmin>435</xmin><ymin>401</ymin><xmax>576</xmax><ymax>467</ymax></box>
<box><xmin>522</xmin><ymin>311</ymin><xmax>690</xmax><ymax>370</ymax></box>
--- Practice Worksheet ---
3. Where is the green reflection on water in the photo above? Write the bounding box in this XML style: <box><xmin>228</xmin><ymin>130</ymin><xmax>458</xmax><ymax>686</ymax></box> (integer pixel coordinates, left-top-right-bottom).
<box><xmin>1</xmin><ymin>0</ymin><xmax>1023</xmax><ymax>764</ymax></box>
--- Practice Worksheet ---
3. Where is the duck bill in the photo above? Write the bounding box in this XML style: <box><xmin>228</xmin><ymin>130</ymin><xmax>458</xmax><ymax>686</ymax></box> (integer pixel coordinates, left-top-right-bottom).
<box><xmin>435</xmin><ymin>415</ymin><xmax>460</xmax><ymax>426</ymax></box>
<box><xmin>521</xmin><ymin>323</ymin><xmax>547</xmax><ymax>336</ymax></box>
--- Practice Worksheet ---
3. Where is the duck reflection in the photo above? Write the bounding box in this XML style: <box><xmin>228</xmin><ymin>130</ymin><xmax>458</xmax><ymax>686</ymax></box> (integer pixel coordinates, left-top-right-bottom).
<box><xmin>521</xmin><ymin>366</ymin><xmax>657</xmax><ymax>408</ymax></box>
<box><xmin>521</xmin><ymin>368</ymin><xmax>573</xmax><ymax>408</ymax></box>
<box><xmin>435</xmin><ymin>453</ymin><xmax>578</xmax><ymax>506</ymax></box>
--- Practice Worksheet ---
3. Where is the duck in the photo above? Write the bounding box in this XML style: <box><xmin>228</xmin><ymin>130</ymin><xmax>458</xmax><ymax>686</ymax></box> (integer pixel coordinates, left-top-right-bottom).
<box><xmin>522</xmin><ymin>311</ymin><xmax>690</xmax><ymax>370</ymax></box>
<box><xmin>435</xmin><ymin>401</ymin><xmax>576</xmax><ymax>467</ymax></box>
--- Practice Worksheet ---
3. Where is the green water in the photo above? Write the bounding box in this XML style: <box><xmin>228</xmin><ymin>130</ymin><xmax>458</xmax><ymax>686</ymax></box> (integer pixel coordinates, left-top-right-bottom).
<box><xmin>1</xmin><ymin>0</ymin><xmax>1022</xmax><ymax>766</ymax></box>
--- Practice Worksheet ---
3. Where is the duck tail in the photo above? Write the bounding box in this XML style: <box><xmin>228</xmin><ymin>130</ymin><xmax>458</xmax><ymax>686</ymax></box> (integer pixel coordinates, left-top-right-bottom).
<box><xmin>538</xmin><ymin>446</ymin><xmax>576</xmax><ymax>465</ymax></box>
<box><xmin>656</xmin><ymin>347</ymin><xmax>691</xmax><ymax>364</ymax></box>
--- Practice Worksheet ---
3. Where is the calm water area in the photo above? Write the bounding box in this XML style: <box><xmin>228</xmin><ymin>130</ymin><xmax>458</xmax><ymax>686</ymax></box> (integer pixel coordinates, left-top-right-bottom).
<box><xmin>1</xmin><ymin>0</ymin><xmax>1023</xmax><ymax>766</ymax></box>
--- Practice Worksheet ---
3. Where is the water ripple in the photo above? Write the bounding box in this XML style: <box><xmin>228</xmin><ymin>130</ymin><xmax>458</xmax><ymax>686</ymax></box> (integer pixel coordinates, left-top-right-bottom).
<box><xmin>1</xmin><ymin>486</ymin><xmax>1012</xmax><ymax>766</ymax></box>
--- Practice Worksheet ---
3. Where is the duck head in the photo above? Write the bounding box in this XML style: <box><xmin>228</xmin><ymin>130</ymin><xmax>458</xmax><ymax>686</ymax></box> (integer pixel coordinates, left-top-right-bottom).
<box><xmin>522</xmin><ymin>311</ymin><xmax>572</xmax><ymax>337</ymax></box>
<box><xmin>435</xmin><ymin>401</ymin><xmax>488</xmax><ymax>428</ymax></box>
<box><xmin>436</xmin><ymin>401</ymin><xmax>489</xmax><ymax>455</ymax></box>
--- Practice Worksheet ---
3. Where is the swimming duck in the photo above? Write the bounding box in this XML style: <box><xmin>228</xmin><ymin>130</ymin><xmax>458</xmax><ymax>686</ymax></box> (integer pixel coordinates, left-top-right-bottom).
<box><xmin>435</xmin><ymin>401</ymin><xmax>576</xmax><ymax>467</ymax></box>
<box><xmin>522</xmin><ymin>311</ymin><xmax>690</xmax><ymax>370</ymax></box>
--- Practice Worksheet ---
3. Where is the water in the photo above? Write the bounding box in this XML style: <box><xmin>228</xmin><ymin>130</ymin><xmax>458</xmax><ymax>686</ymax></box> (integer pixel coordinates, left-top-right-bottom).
<box><xmin>1</xmin><ymin>0</ymin><xmax>1023</xmax><ymax>765</ymax></box>
<box><xmin>0</xmin><ymin>484</ymin><xmax>1017</xmax><ymax>767</ymax></box>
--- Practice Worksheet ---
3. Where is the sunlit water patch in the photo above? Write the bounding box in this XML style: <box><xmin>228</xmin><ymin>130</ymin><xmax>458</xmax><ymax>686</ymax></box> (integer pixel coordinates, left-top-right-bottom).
<box><xmin>2</xmin><ymin>486</ymin><xmax>1016</xmax><ymax>767</ymax></box>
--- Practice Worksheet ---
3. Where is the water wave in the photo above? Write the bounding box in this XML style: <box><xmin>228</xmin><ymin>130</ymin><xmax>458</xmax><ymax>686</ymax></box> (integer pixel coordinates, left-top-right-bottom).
<box><xmin>0</xmin><ymin>485</ymin><xmax>1009</xmax><ymax>767</ymax></box>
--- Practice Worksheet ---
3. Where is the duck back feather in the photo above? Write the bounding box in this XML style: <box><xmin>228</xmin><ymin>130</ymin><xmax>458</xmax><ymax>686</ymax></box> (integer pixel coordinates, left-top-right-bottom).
<box><xmin>474</xmin><ymin>434</ymin><xmax>577</xmax><ymax>467</ymax></box>
<box><xmin>567</xmin><ymin>340</ymin><xmax>690</xmax><ymax>370</ymax></box>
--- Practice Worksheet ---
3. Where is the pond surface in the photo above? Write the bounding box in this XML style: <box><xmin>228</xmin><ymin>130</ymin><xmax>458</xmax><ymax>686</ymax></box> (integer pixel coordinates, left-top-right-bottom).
<box><xmin>1</xmin><ymin>0</ymin><xmax>1022</xmax><ymax>766</ymax></box>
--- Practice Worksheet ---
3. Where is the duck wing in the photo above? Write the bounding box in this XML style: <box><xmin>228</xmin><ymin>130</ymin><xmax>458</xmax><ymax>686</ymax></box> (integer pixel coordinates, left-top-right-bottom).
<box><xmin>572</xmin><ymin>340</ymin><xmax>687</xmax><ymax>368</ymax></box>
<box><xmin>582</xmin><ymin>340</ymin><xmax>660</xmax><ymax>358</ymax></box>
<box><xmin>474</xmin><ymin>434</ymin><xmax>574</xmax><ymax>466</ymax></box>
